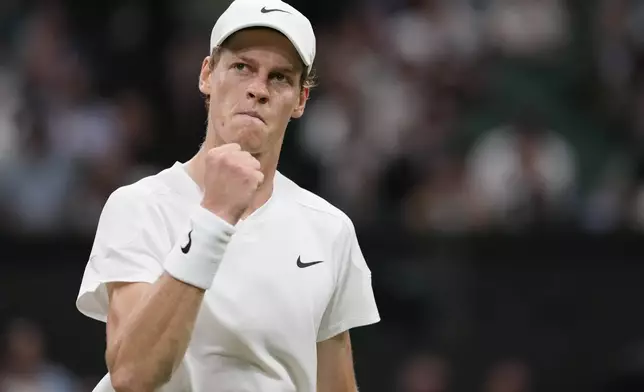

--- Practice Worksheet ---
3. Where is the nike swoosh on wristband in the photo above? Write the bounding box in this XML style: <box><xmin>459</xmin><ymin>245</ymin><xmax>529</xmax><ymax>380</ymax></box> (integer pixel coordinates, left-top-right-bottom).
<box><xmin>297</xmin><ymin>256</ymin><xmax>324</xmax><ymax>268</ymax></box>
<box><xmin>181</xmin><ymin>230</ymin><xmax>193</xmax><ymax>254</ymax></box>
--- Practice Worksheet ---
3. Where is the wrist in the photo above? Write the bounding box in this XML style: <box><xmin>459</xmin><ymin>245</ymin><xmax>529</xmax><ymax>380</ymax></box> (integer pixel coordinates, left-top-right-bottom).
<box><xmin>200</xmin><ymin>201</ymin><xmax>240</xmax><ymax>226</ymax></box>
<box><xmin>163</xmin><ymin>206</ymin><xmax>236</xmax><ymax>290</ymax></box>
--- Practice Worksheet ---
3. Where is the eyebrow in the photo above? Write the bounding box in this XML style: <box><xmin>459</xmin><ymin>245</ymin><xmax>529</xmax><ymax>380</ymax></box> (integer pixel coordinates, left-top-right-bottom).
<box><xmin>236</xmin><ymin>54</ymin><xmax>299</xmax><ymax>75</ymax></box>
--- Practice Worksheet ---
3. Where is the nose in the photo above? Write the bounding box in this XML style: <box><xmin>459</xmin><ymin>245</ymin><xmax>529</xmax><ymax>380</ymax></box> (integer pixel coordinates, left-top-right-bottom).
<box><xmin>246</xmin><ymin>80</ymin><xmax>269</xmax><ymax>104</ymax></box>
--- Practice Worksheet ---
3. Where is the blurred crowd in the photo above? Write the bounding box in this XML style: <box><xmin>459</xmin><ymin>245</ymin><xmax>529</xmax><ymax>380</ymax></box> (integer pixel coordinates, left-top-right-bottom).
<box><xmin>2</xmin><ymin>0</ymin><xmax>644</xmax><ymax>237</ymax></box>
<box><xmin>302</xmin><ymin>0</ymin><xmax>644</xmax><ymax>234</ymax></box>
<box><xmin>0</xmin><ymin>319</ymin><xmax>80</xmax><ymax>392</ymax></box>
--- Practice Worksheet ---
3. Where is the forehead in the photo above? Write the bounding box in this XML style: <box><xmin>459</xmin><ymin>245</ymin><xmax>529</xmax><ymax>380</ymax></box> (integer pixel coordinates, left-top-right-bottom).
<box><xmin>222</xmin><ymin>28</ymin><xmax>303</xmax><ymax>71</ymax></box>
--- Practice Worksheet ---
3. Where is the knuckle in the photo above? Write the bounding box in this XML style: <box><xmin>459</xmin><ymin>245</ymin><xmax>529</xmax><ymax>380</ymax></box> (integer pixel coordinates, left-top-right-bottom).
<box><xmin>241</xmin><ymin>152</ymin><xmax>255</xmax><ymax>164</ymax></box>
<box><xmin>215</xmin><ymin>154</ymin><xmax>228</xmax><ymax>166</ymax></box>
<box><xmin>209</xmin><ymin>149</ymin><xmax>225</xmax><ymax>163</ymax></box>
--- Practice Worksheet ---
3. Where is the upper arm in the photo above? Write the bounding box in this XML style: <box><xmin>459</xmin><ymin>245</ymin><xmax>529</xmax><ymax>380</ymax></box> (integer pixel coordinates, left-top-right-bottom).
<box><xmin>76</xmin><ymin>187</ymin><xmax>167</xmax><ymax>322</ymax></box>
<box><xmin>317</xmin><ymin>331</ymin><xmax>356</xmax><ymax>392</ymax></box>
<box><xmin>317</xmin><ymin>218</ymin><xmax>380</xmax><ymax>341</ymax></box>
<box><xmin>316</xmin><ymin>219</ymin><xmax>379</xmax><ymax>391</ymax></box>
<box><xmin>105</xmin><ymin>282</ymin><xmax>151</xmax><ymax>370</ymax></box>
<box><xmin>106</xmin><ymin>282</ymin><xmax>151</xmax><ymax>344</ymax></box>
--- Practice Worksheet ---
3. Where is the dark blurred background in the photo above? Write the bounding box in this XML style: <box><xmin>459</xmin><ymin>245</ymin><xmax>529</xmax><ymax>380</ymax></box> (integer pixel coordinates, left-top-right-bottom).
<box><xmin>2</xmin><ymin>0</ymin><xmax>644</xmax><ymax>391</ymax></box>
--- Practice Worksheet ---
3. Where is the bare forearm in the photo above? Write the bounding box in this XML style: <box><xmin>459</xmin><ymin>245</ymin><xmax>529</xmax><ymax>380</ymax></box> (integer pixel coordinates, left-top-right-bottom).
<box><xmin>107</xmin><ymin>273</ymin><xmax>205</xmax><ymax>391</ymax></box>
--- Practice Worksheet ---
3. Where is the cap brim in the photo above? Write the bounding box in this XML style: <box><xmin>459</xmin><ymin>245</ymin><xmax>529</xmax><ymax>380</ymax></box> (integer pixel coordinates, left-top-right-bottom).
<box><xmin>211</xmin><ymin>20</ymin><xmax>312</xmax><ymax>74</ymax></box>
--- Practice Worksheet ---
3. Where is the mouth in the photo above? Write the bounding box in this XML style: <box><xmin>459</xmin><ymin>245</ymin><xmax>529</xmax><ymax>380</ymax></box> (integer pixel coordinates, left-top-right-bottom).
<box><xmin>238</xmin><ymin>111</ymin><xmax>265</xmax><ymax>124</ymax></box>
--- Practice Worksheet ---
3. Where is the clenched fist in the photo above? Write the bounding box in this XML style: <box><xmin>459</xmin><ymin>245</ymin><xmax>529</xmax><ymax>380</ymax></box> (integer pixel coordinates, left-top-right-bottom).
<box><xmin>201</xmin><ymin>143</ymin><xmax>264</xmax><ymax>225</ymax></box>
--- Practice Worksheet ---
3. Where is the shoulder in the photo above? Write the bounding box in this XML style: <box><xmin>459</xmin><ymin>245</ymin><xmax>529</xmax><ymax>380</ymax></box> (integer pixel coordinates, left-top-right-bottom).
<box><xmin>276</xmin><ymin>172</ymin><xmax>356</xmax><ymax>240</ymax></box>
<box><xmin>95</xmin><ymin>167</ymin><xmax>179</xmax><ymax>242</ymax></box>
<box><xmin>101</xmin><ymin>166</ymin><xmax>177</xmax><ymax>216</ymax></box>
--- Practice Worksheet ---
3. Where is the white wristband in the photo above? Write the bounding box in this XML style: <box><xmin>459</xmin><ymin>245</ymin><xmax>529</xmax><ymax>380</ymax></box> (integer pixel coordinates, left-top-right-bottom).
<box><xmin>164</xmin><ymin>206</ymin><xmax>236</xmax><ymax>290</ymax></box>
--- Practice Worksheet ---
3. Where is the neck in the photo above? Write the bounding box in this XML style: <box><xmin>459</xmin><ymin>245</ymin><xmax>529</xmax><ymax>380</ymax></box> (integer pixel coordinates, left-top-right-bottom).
<box><xmin>185</xmin><ymin>144</ymin><xmax>280</xmax><ymax>221</ymax></box>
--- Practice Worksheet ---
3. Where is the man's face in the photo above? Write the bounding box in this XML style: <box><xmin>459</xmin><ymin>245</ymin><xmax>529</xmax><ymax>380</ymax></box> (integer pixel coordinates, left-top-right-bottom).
<box><xmin>199</xmin><ymin>28</ymin><xmax>308</xmax><ymax>154</ymax></box>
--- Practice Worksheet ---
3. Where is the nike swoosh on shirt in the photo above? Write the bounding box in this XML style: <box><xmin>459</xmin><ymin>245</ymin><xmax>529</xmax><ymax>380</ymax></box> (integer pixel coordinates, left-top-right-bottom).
<box><xmin>297</xmin><ymin>256</ymin><xmax>324</xmax><ymax>268</ymax></box>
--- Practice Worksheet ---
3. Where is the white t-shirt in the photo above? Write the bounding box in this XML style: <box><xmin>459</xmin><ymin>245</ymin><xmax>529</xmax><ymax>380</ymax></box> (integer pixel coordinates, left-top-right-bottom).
<box><xmin>76</xmin><ymin>162</ymin><xmax>380</xmax><ymax>392</ymax></box>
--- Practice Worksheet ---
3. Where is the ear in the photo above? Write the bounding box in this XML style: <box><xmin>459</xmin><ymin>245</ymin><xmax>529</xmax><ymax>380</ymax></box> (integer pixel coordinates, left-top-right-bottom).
<box><xmin>198</xmin><ymin>56</ymin><xmax>212</xmax><ymax>95</ymax></box>
<box><xmin>291</xmin><ymin>87</ymin><xmax>309</xmax><ymax>119</ymax></box>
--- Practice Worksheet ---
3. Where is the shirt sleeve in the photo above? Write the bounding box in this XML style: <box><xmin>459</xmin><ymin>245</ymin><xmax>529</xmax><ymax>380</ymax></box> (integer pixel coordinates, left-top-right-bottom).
<box><xmin>76</xmin><ymin>186</ymin><xmax>168</xmax><ymax>323</ymax></box>
<box><xmin>317</xmin><ymin>218</ymin><xmax>380</xmax><ymax>341</ymax></box>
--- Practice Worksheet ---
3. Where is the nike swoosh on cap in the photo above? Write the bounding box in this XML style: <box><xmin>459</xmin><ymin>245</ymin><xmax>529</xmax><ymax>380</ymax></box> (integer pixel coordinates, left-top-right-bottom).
<box><xmin>260</xmin><ymin>6</ymin><xmax>291</xmax><ymax>14</ymax></box>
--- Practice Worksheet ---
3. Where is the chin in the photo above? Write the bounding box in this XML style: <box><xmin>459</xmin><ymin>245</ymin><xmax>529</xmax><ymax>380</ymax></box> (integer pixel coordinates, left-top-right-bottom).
<box><xmin>238</xmin><ymin>140</ymin><xmax>264</xmax><ymax>155</ymax></box>
<box><xmin>229</xmin><ymin>125</ymin><xmax>266</xmax><ymax>153</ymax></box>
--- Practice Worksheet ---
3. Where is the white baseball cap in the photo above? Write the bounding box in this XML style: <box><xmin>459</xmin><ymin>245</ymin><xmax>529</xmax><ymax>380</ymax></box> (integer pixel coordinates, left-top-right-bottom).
<box><xmin>210</xmin><ymin>0</ymin><xmax>316</xmax><ymax>74</ymax></box>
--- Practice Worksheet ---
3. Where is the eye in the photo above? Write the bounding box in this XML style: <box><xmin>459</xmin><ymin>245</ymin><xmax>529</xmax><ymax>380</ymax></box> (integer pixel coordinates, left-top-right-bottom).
<box><xmin>233</xmin><ymin>63</ymin><xmax>247</xmax><ymax>71</ymax></box>
<box><xmin>271</xmin><ymin>72</ymin><xmax>291</xmax><ymax>84</ymax></box>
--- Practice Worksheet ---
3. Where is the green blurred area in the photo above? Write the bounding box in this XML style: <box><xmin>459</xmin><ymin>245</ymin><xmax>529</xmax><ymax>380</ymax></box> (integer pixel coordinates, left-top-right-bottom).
<box><xmin>454</xmin><ymin>0</ymin><xmax>623</xmax><ymax>194</ymax></box>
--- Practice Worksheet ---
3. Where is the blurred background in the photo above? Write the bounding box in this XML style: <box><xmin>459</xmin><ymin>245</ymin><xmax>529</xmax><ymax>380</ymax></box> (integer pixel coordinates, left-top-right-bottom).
<box><xmin>2</xmin><ymin>0</ymin><xmax>644</xmax><ymax>390</ymax></box>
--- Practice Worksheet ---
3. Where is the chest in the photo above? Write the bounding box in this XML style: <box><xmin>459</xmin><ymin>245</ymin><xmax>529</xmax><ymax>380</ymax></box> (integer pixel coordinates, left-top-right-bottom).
<box><xmin>216</xmin><ymin>219</ymin><xmax>336</xmax><ymax>332</ymax></box>
<box><xmin>162</xmin><ymin>200</ymin><xmax>337</xmax><ymax>348</ymax></box>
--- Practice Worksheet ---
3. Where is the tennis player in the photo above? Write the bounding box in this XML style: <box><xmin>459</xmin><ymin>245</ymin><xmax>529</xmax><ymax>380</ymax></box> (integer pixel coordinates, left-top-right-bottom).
<box><xmin>76</xmin><ymin>0</ymin><xmax>380</xmax><ymax>391</ymax></box>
